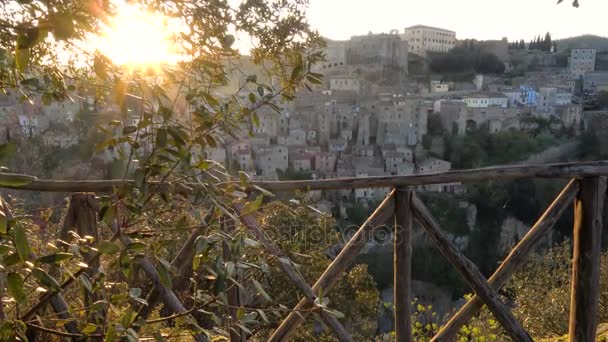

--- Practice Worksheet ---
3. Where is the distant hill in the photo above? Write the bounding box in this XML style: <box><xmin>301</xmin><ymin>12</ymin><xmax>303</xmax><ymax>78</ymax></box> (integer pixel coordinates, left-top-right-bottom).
<box><xmin>555</xmin><ymin>34</ymin><xmax>608</xmax><ymax>52</ymax></box>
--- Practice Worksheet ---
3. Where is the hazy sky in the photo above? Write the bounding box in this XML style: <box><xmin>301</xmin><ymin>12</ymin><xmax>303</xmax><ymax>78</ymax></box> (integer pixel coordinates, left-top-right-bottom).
<box><xmin>305</xmin><ymin>0</ymin><xmax>608</xmax><ymax>41</ymax></box>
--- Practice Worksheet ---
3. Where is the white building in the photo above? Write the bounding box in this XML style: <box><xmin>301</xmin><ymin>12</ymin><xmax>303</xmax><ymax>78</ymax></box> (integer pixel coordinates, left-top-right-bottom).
<box><xmin>402</xmin><ymin>25</ymin><xmax>456</xmax><ymax>57</ymax></box>
<box><xmin>463</xmin><ymin>93</ymin><xmax>508</xmax><ymax>108</ymax></box>
<box><xmin>538</xmin><ymin>87</ymin><xmax>572</xmax><ymax>112</ymax></box>
<box><xmin>569</xmin><ymin>49</ymin><xmax>596</xmax><ymax>78</ymax></box>
<box><xmin>330</xmin><ymin>77</ymin><xmax>361</xmax><ymax>93</ymax></box>
<box><xmin>430</xmin><ymin>80</ymin><xmax>449</xmax><ymax>93</ymax></box>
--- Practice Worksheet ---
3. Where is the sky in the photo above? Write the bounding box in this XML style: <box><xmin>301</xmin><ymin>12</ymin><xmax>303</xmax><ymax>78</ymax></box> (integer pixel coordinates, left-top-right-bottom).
<box><xmin>305</xmin><ymin>0</ymin><xmax>608</xmax><ymax>42</ymax></box>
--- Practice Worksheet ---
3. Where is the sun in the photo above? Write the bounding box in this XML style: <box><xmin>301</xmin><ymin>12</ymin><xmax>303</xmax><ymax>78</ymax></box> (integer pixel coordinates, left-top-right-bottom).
<box><xmin>94</xmin><ymin>4</ymin><xmax>181</xmax><ymax>68</ymax></box>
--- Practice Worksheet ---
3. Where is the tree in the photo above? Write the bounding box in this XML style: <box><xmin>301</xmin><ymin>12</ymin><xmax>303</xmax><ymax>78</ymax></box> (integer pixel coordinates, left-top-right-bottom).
<box><xmin>543</xmin><ymin>32</ymin><xmax>552</xmax><ymax>52</ymax></box>
<box><xmin>0</xmin><ymin>0</ymin><xmax>332</xmax><ymax>340</ymax></box>
<box><xmin>596</xmin><ymin>90</ymin><xmax>608</xmax><ymax>107</ymax></box>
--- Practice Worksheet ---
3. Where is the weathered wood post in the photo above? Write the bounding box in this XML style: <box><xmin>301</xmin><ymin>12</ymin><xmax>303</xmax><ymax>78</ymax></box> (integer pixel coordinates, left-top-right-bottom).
<box><xmin>60</xmin><ymin>194</ymin><xmax>100</xmax><ymax>307</ymax></box>
<box><xmin>222</xmin><ymin>217</ymin><xmax>246</xmax><ymax>342</ymax></box>
<box><xmin>569</xmin><ymin>177</ymin><xmax>607</xmax><ymax>342</ymax></box>
<box><xmin>394</xmin><ymin>188</ymin><xmax>413</xmax><ymax>342</ymax></box>
<box><xmin>60</xmin><ymin>193</ymin><xmax>103</xmax><ymax>338</ymax></box>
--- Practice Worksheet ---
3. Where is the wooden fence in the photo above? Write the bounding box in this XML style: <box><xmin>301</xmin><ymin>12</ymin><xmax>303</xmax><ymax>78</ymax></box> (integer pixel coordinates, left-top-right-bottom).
<box><xmin>1</xmin><ymin>160</ymin><xmax>608</xmax><ymax>342</ymax></box>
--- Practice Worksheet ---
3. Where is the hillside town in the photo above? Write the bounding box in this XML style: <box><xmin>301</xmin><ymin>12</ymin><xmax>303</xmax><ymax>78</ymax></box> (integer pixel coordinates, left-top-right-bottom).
<box><xmin>206</xmin><ymin>26</ymin><xmax>608</xmax><ymax>206</ymax></box>
<box><xmin>2</xmin><ymin>27</ymin><xmax>608</xmax><ymax>204</ymax></box>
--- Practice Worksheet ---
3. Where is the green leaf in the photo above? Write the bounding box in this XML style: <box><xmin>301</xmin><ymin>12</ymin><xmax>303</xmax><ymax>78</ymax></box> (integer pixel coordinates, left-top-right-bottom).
<box><xmin>91</xmin><ymin>300</ymin><xmax>107</xmax><ymax>312</ymax></box>
<box><xmin>82</xmin><ymin>323</ymin><xmax>98</xmax><ymax>334</ymax></box>
<box><xmin>32</xmin><ymin>267</ymin><xmax>61</xmax><ymax>291</ymax></box>
<box><xmin>257</xmin><ymin>309</ymin><xmax>269</xmax><ymax>323</ymax></box>
<box><xmin>129</xmin><ymin>288</ymin><xmax>148</xmax><ymax>306</ymax></box>
<box><xmin>7</xmin><ymin>272</ymin><xmax>27</xmax><ymax>305</ymax></box>
<box><xmin>157</xmin><ymin>259</ymin><xmax>172</xmax><ymax>289</ymax></box>
<box><xmin>52</xmin><ymin>16</ymin><xmax>75</xmax><ymax>40</ymax></box>
<box><xmin>127</xmin><ymin>241</ymin><xmax>147</xmax><ymax>252</ymax></box>
<box><xmin>202</xmin><ymin>92</ymin><xmax>219</xmax><ymax>107</ymax></box>
<box><xmin>79</xmin><ymin>274</ymin><xmax>92</xmax><ymax>293</ymax></box>
<box><xmin>36</xmin><ymin>252</ymin><xmax>73</xmax><ymax>264</ymax></box>
<box><xmin>242</xmin><ymin>195</ymin><xmax>264</xmax><ymax>216</ymax></box>
<box><xmin>93</xmin><ymin>55</ymin><xmax>108</xmax><ymax>79</ymax></box>
<box><xmin>0</xmin><ymin>173</ymin><xmax>36</xmax><ymax>187</ymax></box>
<box><xmin>167</xmin><ymin>127</ymin><xmax>186</xmax><ymax>146</ymax></box>
<box><xmin>156</xmin><ymin>128</ymin><xmax>167</xmax><ymax>147</ymax></box>
<box><xmin>290</xmin><ymin>64</ymin><xmax>302</xmax><ymax>81</ymax></box>
<box><xmin>100</xmin><ymin>205</ymin><xmax>115</xmax><ymax>226</ymax></box>
<box><xmin>252</xmin><ymin>279</ymin><xmax>271</xmax><ymax>302</ymax></box>
<box><xmin>13</xmin><ymin>224</ymin><xmax>31</xmax><ymax>261</ymax></box>
<box><xmin>306</xmin><ymin>74</ymin><xmax>323</xmax><ymax>85</ymax></box>
<box><xmin>15</xmin><ymin>46</ymin><xmax>30</xmax><ymax>73</ymax></box>
<box><xmin>0</xmin><ymin>210</ymin><xmax>7</xmax><ymax>234</ymax></box>
<box><xmin>252</xmin><ymin>112</ymin><xmax>260</xmax><ymax>127</ymax></box>
<box><xmin>238</xmin><ymin>171</ymin><xmax>250</xmax><ymax>187</ymax></box>
<box><xmin>98</xmin><ymin>240</ymin><xmax>120</xmax><ymax>255</ymax></box>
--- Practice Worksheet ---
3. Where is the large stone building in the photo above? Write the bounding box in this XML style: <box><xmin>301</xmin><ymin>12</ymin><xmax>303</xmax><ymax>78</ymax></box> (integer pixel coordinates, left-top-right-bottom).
<box><xmin>569</xmin><ymin>48</ymin><xmax>596</xmax><ymax>78</ymax></box>
<box><xmin>402</xmin><ymin>25</ymin><xmax>456</xmax><ymax>57</ymax></box>
<box><xmin>583</xmin><ymin>71</ymin><xmax>608</xmax><ymax>92</ymax></box>
<box><xmin>347</xmin><ymin>31</ymin><xmax>409</xmax><ymax>69</ymax></box>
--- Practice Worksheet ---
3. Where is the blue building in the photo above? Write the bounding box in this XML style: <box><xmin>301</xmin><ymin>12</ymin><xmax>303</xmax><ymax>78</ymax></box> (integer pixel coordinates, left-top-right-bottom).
<box><xmin>503</xmin><ymin>85</ymin><xmax>538</xmax><ymax>107</ymax></box>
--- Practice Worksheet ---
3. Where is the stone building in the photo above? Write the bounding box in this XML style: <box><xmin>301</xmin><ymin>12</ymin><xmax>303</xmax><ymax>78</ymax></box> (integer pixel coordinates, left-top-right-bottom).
<box><xmin>330</xmin><ymin>77</ymin><xmax>362</xmax><ymax>94</ymax></box>
<box><xmin>569</xmin><ymin>48</ymin><xmax>596</xmax><ymax>78</ymax></box>
<box><xmin>254</xmin><ymin>145</ymin><xmax>288</xmax><ymax>179</ymax></box>
<box><xmin>290</xmin><ymin>152</ymin><xmax>313</xmax><ymax>172</ymax></box>
<box><xmin>347</xmin><ymin>31</ymin><xmax>408</xmax><ymax>70</ymax></box>
<box><xmin>537</xmin><ymin>87</ymin><xmax>572</xmax><ymax>112</ymax></box>
<box><xmin>463</xmin><ymin>92</ymin><xmax>508</xmax><ymax>108</ymax></box>
<box><xmin>314</xmin><ymin>152</ymin><xmax>338</xmax><ymax>175</ymax></box>
<box><xmin>402</xmin><ymin>25</ymin><xmax>456</xmax><ymax>57</ymax></box>
<box><xmin>583</xmin><ymin>71</ymin><xmax>608</xmax><ymax>92</ymax></box>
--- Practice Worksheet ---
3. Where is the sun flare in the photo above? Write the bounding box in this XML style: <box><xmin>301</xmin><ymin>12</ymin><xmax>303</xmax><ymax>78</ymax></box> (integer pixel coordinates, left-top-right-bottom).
<box><xmin>95</xmin><ymin>4</ymin><xmax>181</xmax><ymax>68</ymax></box>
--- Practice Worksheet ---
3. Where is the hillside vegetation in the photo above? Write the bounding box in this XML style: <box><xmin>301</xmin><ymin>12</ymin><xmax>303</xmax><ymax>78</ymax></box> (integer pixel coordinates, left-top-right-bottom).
<box><xmin>555</xmin><ymin>34</ymin><xmax>608</xmax><ymax>51</ymax></box>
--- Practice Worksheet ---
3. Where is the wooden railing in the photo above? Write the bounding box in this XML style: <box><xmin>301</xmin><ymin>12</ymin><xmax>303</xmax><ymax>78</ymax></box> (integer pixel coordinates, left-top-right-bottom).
<box><xmin>1</xmin><ymin>160</ymin><xmax>607</xmax><ymax>342</ymax></box>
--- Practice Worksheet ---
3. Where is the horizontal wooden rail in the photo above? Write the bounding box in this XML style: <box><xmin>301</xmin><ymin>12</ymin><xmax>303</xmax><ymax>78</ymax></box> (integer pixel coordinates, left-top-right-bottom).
<box><xmin>2</xmin><ymin>161</ymin><xmax>608</xmax><ymax>193</ymax></box>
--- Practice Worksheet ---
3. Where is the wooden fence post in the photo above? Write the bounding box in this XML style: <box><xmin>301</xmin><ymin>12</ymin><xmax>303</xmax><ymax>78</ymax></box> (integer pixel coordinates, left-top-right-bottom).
<box><xmin>222</xmin><ymin>217</ymin><xmax>246</xmax><ymax>342</ymax></box>
<box><xmin>433</xmin><ymin>179</ymin><xmax>579</xmax><ymax>341</ymax></box>
<box><xmin>394</xmin><ymin>188</ymin><xmax>412</xmax><ymax>342</ymax></box>
<box><xmin>569</xmin><ymin>177</ymin><xmax>607</xmax><ymax>342</ymax></box>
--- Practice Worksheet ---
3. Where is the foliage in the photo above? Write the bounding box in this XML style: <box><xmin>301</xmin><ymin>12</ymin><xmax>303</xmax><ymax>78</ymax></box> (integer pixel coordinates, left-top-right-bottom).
<box><xmin>529</xmin><ymin>32</ymin><xmax>553</xmax><ymax>52</ymax></box>
<box><xmin>554</xmin><ymin>34</ymin><xmax>608</xmax><ymax>52</ymax></box>
<box><xmin>277</xmin><ymin>166</ymin><xmax>313</xmax><ymax>181</ymax></box>
<box><xmin>0</xmin><ymin>0</ymin><xmax>331</xmax><ymax>340</ymax></box>
<box><xmin>596</xmin><ymin>91</ymin><xmax>608</xmax><ymax>107</ymax></box>
<box><xmin>429</xmin><ymin>46</ymin><xmax>505</xmax><ymax>75</ymax></box>
<box><xmin>445</xmin><ymin>127</ymin><xmax>567</xmax><ymax>169</ymax></box>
